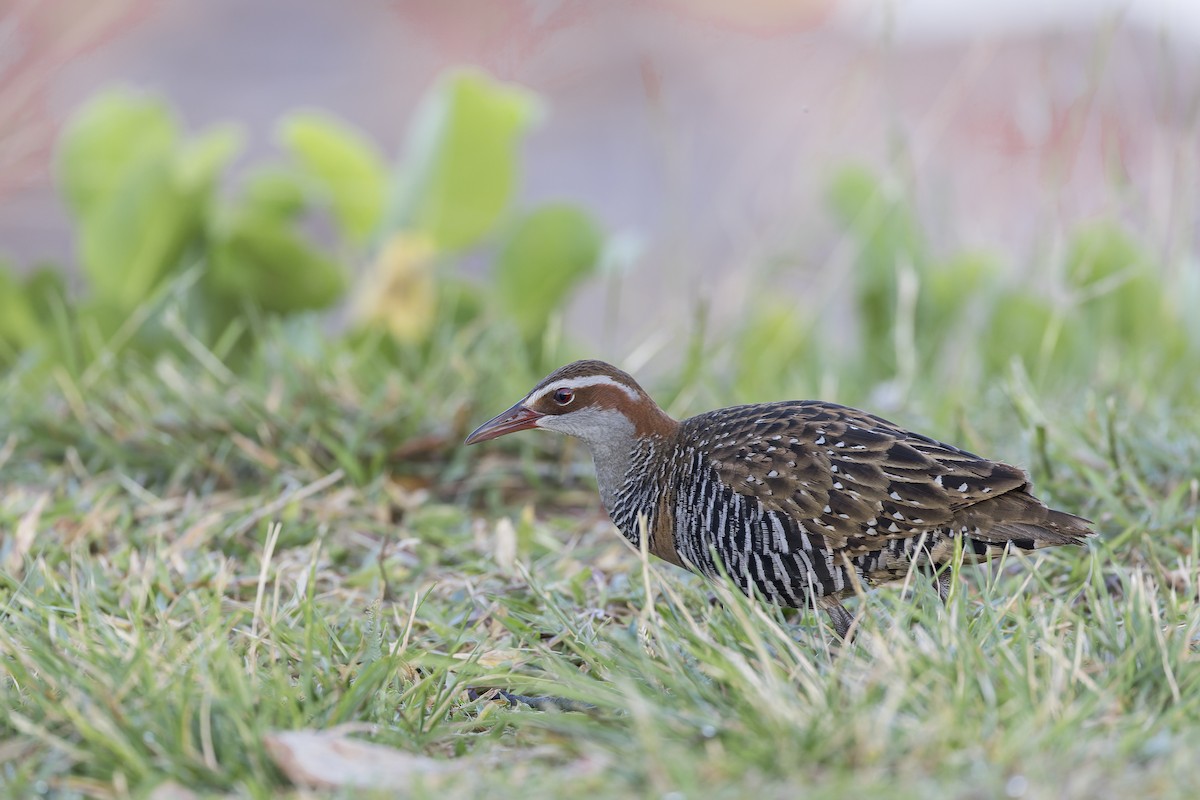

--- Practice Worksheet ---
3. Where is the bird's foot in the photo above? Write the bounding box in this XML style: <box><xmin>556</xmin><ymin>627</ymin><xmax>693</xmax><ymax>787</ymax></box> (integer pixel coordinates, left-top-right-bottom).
<box><xmin>466</xmin><ymin>687</ymin><xmax>597</xmax><ymax>713</ymax></box>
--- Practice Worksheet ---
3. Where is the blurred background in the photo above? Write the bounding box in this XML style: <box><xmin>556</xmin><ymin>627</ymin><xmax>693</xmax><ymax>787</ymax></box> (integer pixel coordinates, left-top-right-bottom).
<box><xmin>2</xmin><ymin>0</ymin><xmax>1198</xmax><ymax>420</ymax></box>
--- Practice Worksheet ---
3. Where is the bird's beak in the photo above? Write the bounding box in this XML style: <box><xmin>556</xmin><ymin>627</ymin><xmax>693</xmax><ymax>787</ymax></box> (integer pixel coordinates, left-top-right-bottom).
<box><xmin>464</xmin><ymin>402</ymin><xmax>544</xmax><ymax>445</ymax></box>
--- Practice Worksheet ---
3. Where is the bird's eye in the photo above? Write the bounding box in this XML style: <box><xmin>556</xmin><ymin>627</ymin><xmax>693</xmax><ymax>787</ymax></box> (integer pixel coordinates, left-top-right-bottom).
<box><xmin>552</xmin><ymin>387</ymin><xmax>574</xmax><ymax>405</ymax></box>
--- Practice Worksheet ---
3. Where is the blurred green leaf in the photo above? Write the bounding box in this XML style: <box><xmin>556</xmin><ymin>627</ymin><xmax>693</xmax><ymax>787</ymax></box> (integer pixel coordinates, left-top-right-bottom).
<box><xmin>77</xmin><ymin>153</ymin><xmax>204</xmax><ymax>311</ymax></box>
<box><xmin>438</xmin><ymin>276</ymin><xmax>485</xmax><ymax>329</ymax></box>
<box><xmin>175</xmin><ymin>123</ymin><xmax>244</xmax><ymax>192</ymax></box>
<box><xmin>0</xmin><ymin>264</ymin><xmax>43</xmax><ymax>359</ymax></box>
<box><xmin>58</xmin><ymin>90</ymin><xmax>178</xmax><ymax>219</ymax></box>
<box><xmin>237</xmin><ymin>165</ymin><xmax>309</xmax><ymax>220</ymax></box>
<box><xmin>279</xmin><ymin>112</ymin><xmax>387</xmax><ymax>243</ymax></box>
<box><xmin>0</xmin><ymin>264</ymin><xmax>71</xmax><ymax>368</ymax></box>
<box><xmin>827</xmin><ymin>165</ymin><xmax>923</xmax><ymax>262</ymax></box>
<box><xmin>494</xmin><ymin>204</ymin><xmax>602</xmax><ymax>339</ymax></box>
<box><xmin>58</xmin><ymin>91</ymin><xmax>241</xmax><ymax>315</ymax></box>
<box><xmin>209</xmin><ymin>209</ymin><xmax>345</xmax><ymax>314</ymax></box>
<box><xmin>734</xmin><ymin>302</ymin><xmax>814</xmax><ymax>399</ymax></box>
<box><xmin>917</xmin><ymin>252</ymin><xmax>1001</xmax><ymax>356</ymax></box>
<box><xmin>826</xmin><ymin>165</ymin><xmax>926</xmax><ymax>376</ymax></box>
<box><xmin>208</xmin><ymin>164</ymin><xmax>347</xmax><ymax>314</ymax></box>
<box><xmin>1064</xmin><ymin>223</ymin><xmax>1180</xmax><ymax>354</ymax></box>
<box><xmin>983</xmin><ymin>291</ymin><xmax>1080</xmax><ymax>381</ymax></box>
<box><xmin>394</xmin><ymin>70</ymin><xmax>542</xmax><ymax>251</ymax></box>
<box><xmin>1065</xmin><ymin>223</ymin><xmax>1147</xmax><ymax>290</ymax></box>
<box><xmin>22</xmin><ymin>268</ymin><xmax>69</xmax><ymax>326</ymax></box>
<box><xmin>239</xmin><ymin>166</ymin><xmax>309</xmax><ymax>219</ymax></box>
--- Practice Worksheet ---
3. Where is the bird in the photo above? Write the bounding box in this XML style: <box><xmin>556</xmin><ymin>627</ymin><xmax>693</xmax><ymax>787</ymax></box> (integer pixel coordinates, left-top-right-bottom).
<box><xmin>465</xmin><ymin>360</ymin><xmax>1094</xmax><ymax>638</ymax></box>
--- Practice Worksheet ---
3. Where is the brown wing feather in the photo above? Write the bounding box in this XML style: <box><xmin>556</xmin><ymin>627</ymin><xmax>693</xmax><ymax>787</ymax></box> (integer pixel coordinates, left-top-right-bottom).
<box><xmin>687</xmin><ymin>401</ymin><xmax>1091</xmax><ymax>556</ymax></box>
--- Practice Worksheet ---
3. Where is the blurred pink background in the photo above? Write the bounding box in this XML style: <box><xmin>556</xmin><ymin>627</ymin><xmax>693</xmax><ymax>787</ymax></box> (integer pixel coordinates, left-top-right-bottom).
<box><xmin>3</xmin><ymin>0</ymin><xmax>1197</xmax><ymax>351</ymax></box>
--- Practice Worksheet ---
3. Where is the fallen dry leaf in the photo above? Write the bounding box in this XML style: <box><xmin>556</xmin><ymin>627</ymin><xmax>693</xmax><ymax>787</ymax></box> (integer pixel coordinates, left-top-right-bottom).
<box><xmin>146</xmin><ymin>780</ymin><xmax>199</xmax><ymax>800</ymax></box>
<box><xmin>264</xmin><ymin>729</ymin><xmax>457</xmax><ymax>790</ymax></box>
<box><xmin>451</xmin><ymin>648</ymin><xmax>530</xmax><ymax>669</ymax></box>
<box><xmin>4</xmin><ymin>492</ymin><xmax>48</xmax><ymax>577</ymax></box>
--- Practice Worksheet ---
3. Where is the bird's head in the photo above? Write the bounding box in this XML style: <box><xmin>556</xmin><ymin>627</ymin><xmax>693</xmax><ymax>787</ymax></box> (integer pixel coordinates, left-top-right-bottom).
<box><xmin>464</xmin><ymin>360</ymin><xmax>677</xmax><ymax>448</ymax></box>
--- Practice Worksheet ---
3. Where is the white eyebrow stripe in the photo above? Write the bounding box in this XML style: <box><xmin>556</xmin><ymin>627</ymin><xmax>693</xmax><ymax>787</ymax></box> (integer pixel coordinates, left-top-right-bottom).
<box><xmin>526</xmin><ymin>375</ymin><xmax>640</xmax><ymax>405</ymax></box>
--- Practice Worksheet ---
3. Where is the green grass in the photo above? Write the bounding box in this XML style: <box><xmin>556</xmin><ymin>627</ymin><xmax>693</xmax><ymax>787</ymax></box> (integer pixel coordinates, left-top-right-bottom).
<box><xmin>2</xmin><ymin>324</ymin><xmax>1198</xmax><ymax>799</ymax></box>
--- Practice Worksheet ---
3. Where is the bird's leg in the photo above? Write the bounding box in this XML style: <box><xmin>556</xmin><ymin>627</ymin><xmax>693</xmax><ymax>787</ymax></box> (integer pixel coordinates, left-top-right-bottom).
<box><xmin>817</xmin><ymin>595</ymin><xmax>856</xmax><ymax>640</ymax></box>
<box><xmin>934</xmin><ymin>570</ymin><xmax>953</xmax><ymax>605</ymax></box>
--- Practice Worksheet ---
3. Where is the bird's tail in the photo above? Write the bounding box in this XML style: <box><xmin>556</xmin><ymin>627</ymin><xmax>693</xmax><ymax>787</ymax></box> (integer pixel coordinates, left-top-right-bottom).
<box><xmin>961</xmin><ymin>492</ymin><xmax>1095</xmax><ymax>556</ymax></box>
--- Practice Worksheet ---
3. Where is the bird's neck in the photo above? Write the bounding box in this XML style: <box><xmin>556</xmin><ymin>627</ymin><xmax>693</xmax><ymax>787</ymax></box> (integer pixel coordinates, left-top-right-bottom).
<box><xmin>564</xmin><ymin>397</ymin><xmax>678</xmax><ymax>545</ymax></box>
<box><xmin>587</xmin><ymin>431</ymin><xmax>672</xmax><ymax>552</ymax></box>
<box><xmin>581</xmin><ymin>400</ymin><xmax>677</xmax><ymax>511</ymax></box>
<box><xmin>585</xmin><ymin>421</ymin><xmax>642</xmax><ymax>514</ymax></box>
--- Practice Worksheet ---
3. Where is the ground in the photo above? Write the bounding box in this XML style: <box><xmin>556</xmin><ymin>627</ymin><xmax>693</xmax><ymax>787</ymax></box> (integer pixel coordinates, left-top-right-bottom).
<box><xmin>1</xmin><ymin>331</ymin><xmax>1197</xmax><ymax>799</ymax></box>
